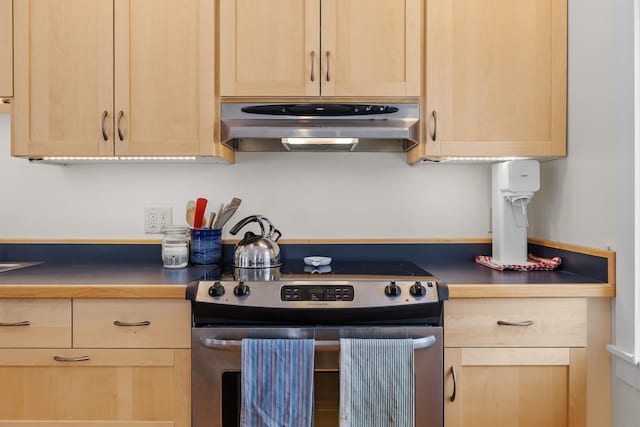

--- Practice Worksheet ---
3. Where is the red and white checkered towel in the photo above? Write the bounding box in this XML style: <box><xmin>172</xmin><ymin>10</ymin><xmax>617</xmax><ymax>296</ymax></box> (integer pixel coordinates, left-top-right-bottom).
<box><xmin>475</xmin><ymin>254</ymin><xmax>562</xmax><ymax>271</ymax></box>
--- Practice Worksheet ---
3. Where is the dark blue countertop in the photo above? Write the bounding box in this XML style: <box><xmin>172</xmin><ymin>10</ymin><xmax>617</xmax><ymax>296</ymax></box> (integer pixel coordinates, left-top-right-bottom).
<box><xmin>0</xmin><ymin>241</ymin><xmax>609</xmax><ymax>286</ymax></box>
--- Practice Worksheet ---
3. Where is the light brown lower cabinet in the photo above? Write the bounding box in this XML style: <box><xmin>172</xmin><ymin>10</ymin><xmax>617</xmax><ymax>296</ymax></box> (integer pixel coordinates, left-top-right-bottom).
<box><xmin>0</xmin><ymin>349</ymin><xmax>190</xmax><ymax>426</ymax></box>
<box><xmin>444</xmin><ymin>347</ymin><xmax>585</xmax><ymax>427</ymax></box>
<box><xmin>0</xmin><ymin>298</ymin><xmax>191</xmax><ymax>426</ymax></box>
<box><xmin>444</xmin><ymin>298</ymin><xmax>611</xmax><ymax>427</ymax></box>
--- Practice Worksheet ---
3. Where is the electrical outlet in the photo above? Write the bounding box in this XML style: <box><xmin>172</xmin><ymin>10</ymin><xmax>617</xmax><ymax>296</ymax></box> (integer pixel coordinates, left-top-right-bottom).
<box><xmin>145</xmin><ymin>207</ymin><xmax>173</xmax><ymax>234</ymax></box>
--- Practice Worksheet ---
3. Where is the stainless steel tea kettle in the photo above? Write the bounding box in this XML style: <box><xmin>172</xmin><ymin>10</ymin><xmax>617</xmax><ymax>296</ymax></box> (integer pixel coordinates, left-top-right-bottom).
<box><xmin>229</xmin><ymin>215</ymin><xmax>282</xmax><ymax>268</ymax></box>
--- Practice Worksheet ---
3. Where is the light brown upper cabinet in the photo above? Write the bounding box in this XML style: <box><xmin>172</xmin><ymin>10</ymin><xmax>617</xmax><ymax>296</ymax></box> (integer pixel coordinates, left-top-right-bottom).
<box><xmin>0</xmin><ymin>0</ymin><xmax>12</xmax><ymax>100</ymax></box>
<box><xmin>12</xmin><ymin>0</ymin><xmax>229</xmax><ymax>160</ymax></box>
<box><xmin>220</xmin><ymin>0</ymin><xmax>421</xmax><ymax>97</ymax></box>
<box><xmin>409</xmin><ymin>0</ymin><xmax>567</xmax><ymax>162</ymax></box>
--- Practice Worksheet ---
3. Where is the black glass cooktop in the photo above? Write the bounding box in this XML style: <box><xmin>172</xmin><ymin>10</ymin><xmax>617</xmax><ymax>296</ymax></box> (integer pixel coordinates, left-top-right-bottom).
<box><xmin>279</xmin><ymin>260</ymin><xmax>433</xmax><ymax>277</ymax></box>
<box><xmin>197</xmin><ymin>260</ymin><xmax>434</xmax><ymax>282</ymax></box>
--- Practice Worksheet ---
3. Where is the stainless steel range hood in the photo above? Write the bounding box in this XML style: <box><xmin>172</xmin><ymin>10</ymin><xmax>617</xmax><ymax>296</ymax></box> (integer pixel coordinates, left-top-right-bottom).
<box><xmin>220</xmin><ymin>103</ymin><xmax>420</xmax><ymax>152</ymax></box>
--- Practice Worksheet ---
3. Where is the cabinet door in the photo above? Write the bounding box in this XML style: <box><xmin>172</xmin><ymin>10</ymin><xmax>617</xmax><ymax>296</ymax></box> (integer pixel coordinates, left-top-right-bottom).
<box><xmin>220</xmin><ymin>0</ymin><xmax>320</xmax><ymax>96</ymax></box>
<box><xmin>13</xmin><ymin>0</ymin><xmax>114</xmax><ymax>157</ymax></box>
<box><xmin>0</xmin><ymin>0</ymin><xmax>12</xmax><ymax>98</ymax></box>
<box><xmin>444</xmin><ymin>348</ymin><xmax>586</xmax><ymax>427</ymax></box>
<box><xmin>321</xmin><ymin>0</ymin><xmax>421</xmax><ymax>97</ymax></box>
<box><xmin>423</xmin><ymin>0</ymin><xmax>567</xmax><ymax>158</ymax></box>
<box><xmin>114</xmin><ymin>0</ymin><xmax>221</xmax><ymax>157</ymax></box>
<box><xmin>0</xmin><ymin>349</ymin><xmax>190</xmax><ymax>426</ymax></box>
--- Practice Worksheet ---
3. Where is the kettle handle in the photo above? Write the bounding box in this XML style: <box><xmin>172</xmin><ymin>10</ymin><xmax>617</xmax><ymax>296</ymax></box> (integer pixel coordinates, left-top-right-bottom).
<box><xmin>270</xmin><ymin>228</ymin><xmax>282</xmax><ymax>242</ymax></box>
<box><xmin>229</xmin><ymin>215</ymin><xmax>266</xmax><ymax>236</ymax></box>
<box><xmin>257</xmin><ymin>215</ymin><xmax>274</xmax><ymax>237</ymax></box>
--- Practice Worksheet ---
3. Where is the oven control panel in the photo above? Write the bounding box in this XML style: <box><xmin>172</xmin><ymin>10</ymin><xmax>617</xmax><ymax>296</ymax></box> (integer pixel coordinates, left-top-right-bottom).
<box><xmin>281</xmin><ymin>285</ymin><xmax>354</xmax><ymax>302</ymax></box>
<box><xmin>191</xmin><ymin>279</ymin><xmax>445</xmax><ymax>309</ymax></box>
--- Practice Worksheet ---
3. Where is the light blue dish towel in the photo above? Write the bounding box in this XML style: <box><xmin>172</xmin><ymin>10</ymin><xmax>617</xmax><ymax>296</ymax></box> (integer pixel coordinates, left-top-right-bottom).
<box><xmin>340</xmin><ymin>338</ymin><xmax>415</xmax><ymax>427</ymax></box>
<box><xmin>241</xmin><ymin>339</ymin><xmax>315</xmax><ymax>427</ymax></box>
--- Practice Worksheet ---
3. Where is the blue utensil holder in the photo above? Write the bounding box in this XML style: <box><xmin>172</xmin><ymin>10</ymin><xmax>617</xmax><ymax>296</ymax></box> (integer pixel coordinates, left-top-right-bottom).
<box><xmin>190</xmin><ymin>228</ymin><xmax>222</xmax><ymax>265</ymax></box>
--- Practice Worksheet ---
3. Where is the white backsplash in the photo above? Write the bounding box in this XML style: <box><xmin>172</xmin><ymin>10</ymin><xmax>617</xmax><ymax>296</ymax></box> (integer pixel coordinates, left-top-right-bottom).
<box><xmin>0</xmin><ymin>115</ymin><xmax>492</xmax><ymax>240</ymax></box>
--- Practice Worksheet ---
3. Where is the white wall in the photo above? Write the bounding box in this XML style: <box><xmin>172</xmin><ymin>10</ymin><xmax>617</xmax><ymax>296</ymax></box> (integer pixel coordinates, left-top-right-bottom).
<box><xmin>528</xmin><ymin>0</ymin><xmax>616</xmax><ymax>249</ymax></box>
<box><xmin>0</xmin><ymin>114</ymin><xmax>492</xmax><ymax>239</ymax></box>
<box><xmin>528</xmin><ymin>0</ymin><xmax>640</xmax><ymax>425</ymax></box>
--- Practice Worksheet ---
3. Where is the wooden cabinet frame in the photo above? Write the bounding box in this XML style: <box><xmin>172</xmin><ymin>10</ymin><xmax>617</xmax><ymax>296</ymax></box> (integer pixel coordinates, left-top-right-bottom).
<box><xmin>0</xmin><ymin>298</ymin><xmax>191</xmax><ymax>426</ymax></box>
<box><xmin>444</xmin><ymin>347</ymin><xmax>586</xmax><ymax>427</ymax></box>
<box><xmin>220</xmin><ymin>0</ymin><xmax>421</xmax><ymax>97</ymax></box>
<box><xmin>409</xmin><ymin>0</ymin><xmax>567</xmax><ymax>162</ymax></box>
<box><xmin>0</xmin><ymin>349</ymin><xmax>190</xmax><ymax>426</ymax></box>
<box><xmin>12</xmin><ymin>0</ymin><xmax>232</xmax><ymax>161</ymax></box>
<box><xmin>0</xmin><ymin>0</ymin><xmax>12</xmax><ymax>100</ymax></box>
<box><xmin>443</xmin><ymin>298</ymin><xmax>611</xmax><ymax>427</ymax></box>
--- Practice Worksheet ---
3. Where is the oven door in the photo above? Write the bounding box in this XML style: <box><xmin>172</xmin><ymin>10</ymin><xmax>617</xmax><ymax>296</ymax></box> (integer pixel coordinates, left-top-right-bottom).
<box><xmin>192</xmin><ymin>326</ymin><xmax>443</xmax><ymax>427</ymax></box>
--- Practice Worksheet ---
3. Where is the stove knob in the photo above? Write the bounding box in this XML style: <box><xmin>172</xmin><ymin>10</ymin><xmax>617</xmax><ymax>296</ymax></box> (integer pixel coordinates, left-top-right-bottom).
<box><xmin>234</xmin><ymin>282</ymin><xmax>250</xmax><ymax>297</ymax></box>
<box><xmin>410</xmin><ymin>281</ymin><xmax>427</xmax><ymax>297</ymax></box>
<box><xmin>384</xmin><ymin>281</ymin><xmax>401</xmax><ymax>297</ymax></box>
<box><xmin>208</xmin><ymin>281</ymin><xmax>225</xmax><ymax>298</ymax></box>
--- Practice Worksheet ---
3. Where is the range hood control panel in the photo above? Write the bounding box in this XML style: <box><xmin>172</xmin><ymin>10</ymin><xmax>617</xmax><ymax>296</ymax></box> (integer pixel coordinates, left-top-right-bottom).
<box><xmin>241</xmin><ymin>103</ymin><xmax>399</xmax><ymax>116</ymax></box>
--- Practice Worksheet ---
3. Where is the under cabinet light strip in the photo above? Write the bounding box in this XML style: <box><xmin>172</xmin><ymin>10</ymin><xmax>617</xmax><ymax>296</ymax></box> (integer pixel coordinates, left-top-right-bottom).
<box><xmin>39</xmin><ymin>156</ymin><xmax>198</xmax><ymax>161</ymax></box>
<box><xmin>443</xmin><ymin>156</ymin><xmax>524</xmax><ymax>162</ymax></box>
<box><xmin>422</xmin><ymin>156</ymin><xmax>526</xmax><ymax>163</ymax></box>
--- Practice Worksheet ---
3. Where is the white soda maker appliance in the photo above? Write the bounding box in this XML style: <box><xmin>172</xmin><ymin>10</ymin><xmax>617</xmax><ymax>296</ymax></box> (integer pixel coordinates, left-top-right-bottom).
<box><xmin>491</xmin><ymin>160</ymin><xmax>541</xmax><ymax>265</ymax></box>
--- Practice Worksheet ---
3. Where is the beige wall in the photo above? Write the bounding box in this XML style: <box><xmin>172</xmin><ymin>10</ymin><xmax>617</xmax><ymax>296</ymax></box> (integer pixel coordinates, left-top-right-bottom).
<box><xmin>0</xmin><ymin>115</ymin><xmax>493</xmax><ymax>240</ymax></box>
<box><xmin>529</xmin><ymin>0</ymin><xmax>639</xmax><ymax>425</ymax></box>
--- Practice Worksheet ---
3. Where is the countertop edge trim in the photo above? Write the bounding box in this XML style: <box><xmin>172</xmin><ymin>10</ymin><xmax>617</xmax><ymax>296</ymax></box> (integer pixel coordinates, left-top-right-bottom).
<box><xmin>447</xmin><ymin>283</ymin><xmax>616</xmax><ymax>298</ymax></box>
<box><xmin>528</xmin><ymin>238</ymin><xmax>615</xmax><ymax>259</ymax></box>
<box><xmin>0</xmin><ymin>285</ymin><xmax>187</xmax><ymax>299</ymax></box>
<box><xmin>0</xmin><ymin>283</ymin><xmax>615</xmax><ymax>299</ymax></box>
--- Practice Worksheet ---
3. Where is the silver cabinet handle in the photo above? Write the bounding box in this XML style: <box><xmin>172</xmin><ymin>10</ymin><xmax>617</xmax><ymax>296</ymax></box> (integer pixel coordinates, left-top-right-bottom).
<box><xmin>0</xmin><ymin>321</ymin><xmax>30</xmax><ymax>327</ymax></box>
<box><xmin>54</xmin><ymin>355</ymin><xmax>91</xmax><ymax>362</ymax></box>
<box><xmin>101</xmin><ymin>110</ymin><xmax>109</xmax><ymax>141</ymax></box>
<box><xmin>0</xmin><ymin>98</ymin><xmax>11</xmax><ymax>104</ymax></box>
<box><xmin>310</xmin><ymin>51</ymin><xmax>316</xmax><ymax>82</ymax></box>
<box><xmin>201</xmin><ymin>335</ymin><xmax>436</xmax><ymax>351</ymax></box>
<box><xmin>450</xmin><ymin>366</ymin><xmax>457</xmax><ymax>402</ymax></box>
<box><xmin>117</xmin><ymin>110</ymin><xmax>125</xmax><ymax>141</ymax></box>
<box><xmin>326</xmin><ymin>51</ymin><xmax>331</xmax><ymax>82</ymax></box>
<box><xmin>431</xmin><ymin>110</ymin><xmax>438</xmax><ymax>141</ymax></box>
<box><xmin>113</xmin><ymin>320</ymin><xmax>151</xmax><ymax>327</ymax></box>
<box><xmin>497</xmin><ymin>320</ymin><xmax>535</xmax><ymax>326</ymax></box>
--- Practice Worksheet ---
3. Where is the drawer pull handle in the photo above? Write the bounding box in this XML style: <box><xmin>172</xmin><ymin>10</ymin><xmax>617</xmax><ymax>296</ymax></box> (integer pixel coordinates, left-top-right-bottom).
<box><xmin>497</xmin><ymin>320</ymin><xmax>535</xmax><ymax>327</ymax></box>
<box><xmin>113</xmin><ymin>320</ymin><xmax>151</xmax><ymax>327</ymax></box>
<box><xmin>450</xmin><ymin>366</ymin><xmax>457</xmax><ymax>402</ymax></box>
<box><xmin>54</xmin><ymin>355</ymin><xmax>91</xmax><ymax>363</ymax></box>
<box><xmin>0</xmin><ymin>321</ymin><xmax>31</xmax><ymax>327</ymax></box>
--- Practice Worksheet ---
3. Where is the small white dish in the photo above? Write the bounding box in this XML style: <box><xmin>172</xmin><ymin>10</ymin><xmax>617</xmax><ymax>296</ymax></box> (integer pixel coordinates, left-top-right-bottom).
<box><xmin>304</xmin><ymin>256</ymin><xmax>332</xmax><ymax>267</ymax></box>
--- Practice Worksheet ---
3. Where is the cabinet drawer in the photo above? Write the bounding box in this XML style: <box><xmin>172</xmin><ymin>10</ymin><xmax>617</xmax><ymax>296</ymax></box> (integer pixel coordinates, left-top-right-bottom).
<box><xmin>0</xmin><ymin>299</ymin><xmax>71</xmax><ymax>348</ymax></box>
<box><xmin>73</xmin><ymin>299</ymin><xmax>190</xmax><ymax>348</ymax></box>
<box><xmin>444</xmin><ymin>298</ymin><xmax>586</xmax><ymax>347</ymax></box>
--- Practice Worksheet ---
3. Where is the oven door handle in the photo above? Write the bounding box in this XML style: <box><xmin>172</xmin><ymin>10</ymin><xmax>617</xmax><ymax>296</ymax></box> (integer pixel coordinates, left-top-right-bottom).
<box><xmin>200</xmin><ymin>335</ymin><xmax>437</xmax><ymax>351</ymax></box>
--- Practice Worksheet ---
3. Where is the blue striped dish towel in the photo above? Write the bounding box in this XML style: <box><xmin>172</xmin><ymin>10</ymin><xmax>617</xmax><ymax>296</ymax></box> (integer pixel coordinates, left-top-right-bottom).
<box><xmin>241</xmin><ymin>339</ymin><xmax>315</xmax><ymax>427</ymax></box>
<box><xmin>340</xmin><ymin>338</ymin><xmax>415</xmax><ymax>427</ymax></box>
